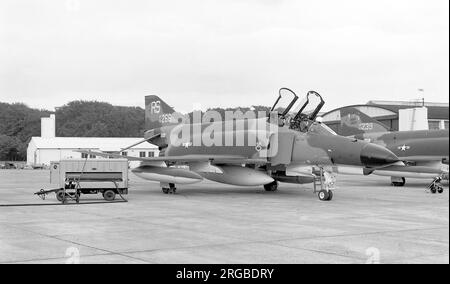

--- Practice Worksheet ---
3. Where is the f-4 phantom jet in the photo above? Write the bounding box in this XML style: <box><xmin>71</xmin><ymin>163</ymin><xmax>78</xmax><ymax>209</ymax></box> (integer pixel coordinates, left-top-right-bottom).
<box><xmin>79</xmin><ymin>89</ymin><xmax>401</xmax><ymax>201</ymax></box>
<box><xmin>324</xmin><ymin>105</ymin><xmax>449</xmax><ymax>193</ymax></box>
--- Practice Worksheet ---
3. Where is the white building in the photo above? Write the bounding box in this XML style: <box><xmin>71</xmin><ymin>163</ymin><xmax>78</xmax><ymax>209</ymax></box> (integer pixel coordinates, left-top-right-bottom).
<box><xmin>27</xmin><ymin>115</ymin><xmax>158</xmax><ymax>167</ymax></box>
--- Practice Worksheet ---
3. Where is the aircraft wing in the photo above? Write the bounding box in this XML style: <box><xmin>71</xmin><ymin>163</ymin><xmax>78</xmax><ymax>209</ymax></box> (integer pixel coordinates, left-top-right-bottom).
<box><xmin>75</xmin><ymin>149</ymin><xmax>267</xmax><ymax>164</ymax></box>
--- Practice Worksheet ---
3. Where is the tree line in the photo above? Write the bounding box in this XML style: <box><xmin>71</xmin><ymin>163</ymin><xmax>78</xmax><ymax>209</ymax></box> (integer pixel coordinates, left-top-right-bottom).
<box><xmin>0</xmin><ymin>101</ymin><xmax>145</xmax><ymax>161</ymax></box>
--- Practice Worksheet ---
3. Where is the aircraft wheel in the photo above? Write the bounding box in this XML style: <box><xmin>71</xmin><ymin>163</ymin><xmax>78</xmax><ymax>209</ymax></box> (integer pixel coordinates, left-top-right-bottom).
<box><xmin>264</xmin><ymin>181</ymin><xmax>278</xmax><ymax>192</ymax></box>
<box><xmin>103</xmin><ymin>190</ymin><xmax>116</xmax><ymax>201</ymax></box>
<box><xmin>391</xmin><ymin>177</ymin><xmax>406</xmax><ymax>187</ymax></box>
<box><xmin>162</xmin><ymin>188</ymin><xmax>170</xmax><ymax>194</ymax></box>
<box><xmin>437</xmin><ymin>186</ymin><xmax>444</xmax><ymax>194</ymax></box>
<box><xmin>318</xmin><ymin>190</ymin><xmax>330</xmax><ymax>201</ymax></box>
<box><xmin>169</xmin><ymin>183</ymin><xmax>177</xmax><ymax>194</ymax></box>
<box><xmin>430</xmin><ymin>187</ymin><xmax>437</xmax><ymax>194</ymax></box>
<box><xmin>327</xmin><ymin>190</ymin><xmax>333</xmax><ymax>201</ymax></box>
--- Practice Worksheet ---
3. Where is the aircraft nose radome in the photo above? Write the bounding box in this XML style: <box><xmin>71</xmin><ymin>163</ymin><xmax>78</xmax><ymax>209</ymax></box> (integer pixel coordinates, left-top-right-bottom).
<box><xmin>360</xmin><ymin>144</ymin><xmax>400</xmax><ymax>168</ymax></box>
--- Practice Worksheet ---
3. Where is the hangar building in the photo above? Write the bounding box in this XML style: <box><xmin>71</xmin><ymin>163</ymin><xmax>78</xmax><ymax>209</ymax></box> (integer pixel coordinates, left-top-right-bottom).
<box><xmin>27</xmin><ymin>114</ymin><xmax>158</xmax><ymax>167</ymax></box>
<box><xmin>321</xmin><ymin>100</ymin><xmax>449</xmax><ymax>135</ymax></box>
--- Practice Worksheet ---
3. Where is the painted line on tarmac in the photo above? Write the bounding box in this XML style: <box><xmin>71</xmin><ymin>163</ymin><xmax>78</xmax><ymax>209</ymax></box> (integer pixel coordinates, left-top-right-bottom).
<box><xmin>0</xmin><ymin>201</ymin><xmax>128</xmax><ymax>207</ymax></box>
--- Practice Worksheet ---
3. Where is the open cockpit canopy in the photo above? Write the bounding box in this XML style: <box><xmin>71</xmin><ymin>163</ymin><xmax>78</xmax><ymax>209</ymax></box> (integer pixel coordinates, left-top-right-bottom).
<box><xmin>271</xmin><ymin>88</ymin><xmax>326</xmax><ymax>133</ymax></box>
<box><xmin>270</xmin><ymin>88</ymin><xmax>299</xmax><ymax>116</ymax></box>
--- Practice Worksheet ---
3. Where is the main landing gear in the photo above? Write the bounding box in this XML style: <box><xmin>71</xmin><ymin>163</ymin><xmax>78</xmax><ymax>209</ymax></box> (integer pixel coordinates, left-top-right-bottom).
<box><xmin>428</xmin><ymin>177</ymin><xmax>444</xmax><ymax>194</ymax></box>
<box><xmin>162</xmin><ymin>183</ymin><xmax>177</xmax><ymax>194</ymax></box>
<box><xmin>391</xmin><ymin>177</ymin><xmax>406</xmax><ymax>187</ymax></box>
<box><xmin>264</xmin><ymin>181</ymin><xmax>279</xmax><ymax>192</ymax></box>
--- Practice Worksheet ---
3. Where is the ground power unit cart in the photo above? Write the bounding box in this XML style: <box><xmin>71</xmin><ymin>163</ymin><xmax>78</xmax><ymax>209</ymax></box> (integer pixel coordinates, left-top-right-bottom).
<box><xmin>36</xmin><ymin>159</ymin><xmax>129</xmax><ymax>203</ymax></box>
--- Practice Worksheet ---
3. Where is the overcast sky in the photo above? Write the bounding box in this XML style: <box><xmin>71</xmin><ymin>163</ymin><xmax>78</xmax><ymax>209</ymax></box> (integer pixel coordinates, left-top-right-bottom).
<box><xmin>0</xmin><ymin>0</ymin><xmax>448</xmax><ymax>112</ymax></box>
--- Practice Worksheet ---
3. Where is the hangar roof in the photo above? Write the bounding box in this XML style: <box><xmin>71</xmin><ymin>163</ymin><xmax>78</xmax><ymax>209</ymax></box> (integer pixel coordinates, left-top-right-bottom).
<box><xmin>29</xmin><ymin>137</ymin><xmax>157</xmax><ymax>151</ymax></box>
<box><xmin>322</xmin><ymin>101</ymin><xmax>449</xmax><ymax>122</ymax></box>
<box><xmin>321</xmin><ymin>105</ymin><xmax>397</xmax><ymax>122</ymax></box>
<box><xmin>367</xmin><ymin>102</ymin><xmax>449</xmax><ymax>120</ymax></box>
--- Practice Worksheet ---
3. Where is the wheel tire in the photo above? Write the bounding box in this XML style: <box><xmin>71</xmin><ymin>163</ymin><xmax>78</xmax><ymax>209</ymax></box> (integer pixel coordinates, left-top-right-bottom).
<box><xmin>391</xmin><ymin>177</ymin><xmax>406</xmax><ymax>187</ymax></box>
<box><xmin>162</xmin><ymin>188</ymin><xmax>169</xmax><ymax>194</ymax></box>
<box><xmin>318</xmin><ymin>190</ymin><xmax>330</xmax><ymax>201</ymax></box>
<box><xmin>169</xmin><ymin>184</ymin><xmax>177</xmax><ymax>194</ymax></box>
<box><xmin>430</xmin><ymin>187</ymin><xmax>437</xmax><ymax>194</ymax></box>
<box><xmin>264</xmin><ymin>181</ymin><xmax>278</xmax><ymax>192</ymax></box>
<box><xmin>103</xmin><ymin>190</ymin><xmax>116</xmax><ymax>201</ymax></box>
<box><xmin>327</xmin><ymin>190</ymin><xmax>334</xmax><ymax>201</ymax></box>
<box><xmin>437</xmin><ymin>186</ymin><xmax>444</xmax><ymax>194</ymax></box>
<box><xmin>56</xmin><ymin>190</ymin><xmax>65</xmax><ymax>202</ymax></box>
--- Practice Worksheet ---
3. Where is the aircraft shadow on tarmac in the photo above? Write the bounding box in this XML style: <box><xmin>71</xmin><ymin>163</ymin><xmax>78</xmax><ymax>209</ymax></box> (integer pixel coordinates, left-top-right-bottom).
<box><xmin>130</xmin><ymin>183</ymin><xmax>314</xmax><ymax>197</ymax></box>
<box><xmin>347</xmin><ymin>180</ymin><xmax>449</xmax><ymax>189</ymax></box>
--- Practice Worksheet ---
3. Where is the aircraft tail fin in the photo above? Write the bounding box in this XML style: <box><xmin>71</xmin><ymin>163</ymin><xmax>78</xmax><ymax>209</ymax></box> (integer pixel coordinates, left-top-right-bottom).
<box><xmin>338</xmin><ymin>106</ymin><xmax>391</xmax><ymax>136</ymax></box>
<box><xmin>145</xmin><ymin>95</ymin><xmax>177</xmax><ymax>130</ymax></box>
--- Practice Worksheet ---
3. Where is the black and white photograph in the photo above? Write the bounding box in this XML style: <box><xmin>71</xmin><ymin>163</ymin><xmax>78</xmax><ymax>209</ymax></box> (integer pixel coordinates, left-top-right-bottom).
<box><xmin>0</xmin><ymin>0</ymin><xmax>448</xmax><ymax>268</ymax></box>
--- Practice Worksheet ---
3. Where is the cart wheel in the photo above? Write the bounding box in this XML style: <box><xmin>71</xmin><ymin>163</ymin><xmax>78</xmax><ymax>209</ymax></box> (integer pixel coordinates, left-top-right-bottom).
<box><xmin>56</xmin><ymin>190</ymin><xmax>65</xmax><ymax>202</ymax></box>
<box><xmin>103</xmin><ymin>190</ymin><xmax>116</xmax><ymax>201</ymax></box>
<box><xmin>437</xmin><ymin>186</ymin><xmax>444</xmax><ymax>194</ymax></box>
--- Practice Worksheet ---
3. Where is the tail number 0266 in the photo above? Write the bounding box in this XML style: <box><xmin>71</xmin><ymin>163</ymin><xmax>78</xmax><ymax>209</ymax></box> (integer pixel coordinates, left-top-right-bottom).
<box><xmin>151</xmin><ymin>101</ymin><xmax>161</xmax><ymax>114</ymax></box>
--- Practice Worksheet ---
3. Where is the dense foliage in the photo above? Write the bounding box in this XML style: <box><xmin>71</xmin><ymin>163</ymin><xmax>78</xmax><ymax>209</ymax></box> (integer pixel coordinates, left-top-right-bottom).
<box><xmin>0</xmin><ymin>101</ymin><xmax>145</xmax><ymax>161</ymax></box>
<box><xmin>55</xmin><ymin>101</ymin><xmax>145</xmax><ymax>138</ymax></box>
<box><xmin>0</xmin><ymin>102</ymin><xmax>50</xmax><ymax>161</ymax></box>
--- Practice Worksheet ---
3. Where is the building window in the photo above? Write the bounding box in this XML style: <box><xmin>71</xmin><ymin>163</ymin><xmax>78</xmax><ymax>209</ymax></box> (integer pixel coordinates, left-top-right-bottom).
<box><xmin>81</xmin><ymin>153</ymin><xmax>88</xmax><ymax>159</ymax></box>
<box><xmin>445</xmin><ymin>121</ymin><xmax>449</xmax><ymax>130</ymax></box>
<box><xmin>139</xmin><ymin>152</ymin><xmax>146</xmax><ymax>158</ymax></box>
<box><xmin>121</xmin><ymin>152</ymin><xmax>128</xmax><ymax>157</ymax></box>
<box><xmin>148</xmin><ymin>152</ymin><xmax>155</xmax><ymax>157</ymax></box>
<box><xmin>89</xmin><ymin>155</ymin><xmax>96</xmax><ymax>159</ymax></box>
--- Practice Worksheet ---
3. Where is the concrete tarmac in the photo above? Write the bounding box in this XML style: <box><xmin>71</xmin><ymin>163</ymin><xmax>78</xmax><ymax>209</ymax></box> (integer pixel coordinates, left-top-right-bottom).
<box><xmin>0</xmin><ymin>169</ymin><xmax>448</xmax><ymax>264</ymax></box>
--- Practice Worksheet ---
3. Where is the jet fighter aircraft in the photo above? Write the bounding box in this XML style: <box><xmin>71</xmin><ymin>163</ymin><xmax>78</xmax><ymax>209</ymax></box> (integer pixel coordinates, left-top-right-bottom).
<box><xmin>325</xmin><ymin>106</ymin><xmax>449</xmax><ymax>193</ymax></box>
<box><xmin>79</xmin><ymin>89</ymin><xmax>401</xmax><ymax>201</ymax></box>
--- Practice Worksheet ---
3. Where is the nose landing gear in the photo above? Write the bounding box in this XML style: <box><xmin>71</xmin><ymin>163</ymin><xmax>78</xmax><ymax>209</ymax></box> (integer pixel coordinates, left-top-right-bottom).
<box><xmin>314</xmin><ymin>167</ymin><xmax>335</xmax><ymax>201</ymax></box>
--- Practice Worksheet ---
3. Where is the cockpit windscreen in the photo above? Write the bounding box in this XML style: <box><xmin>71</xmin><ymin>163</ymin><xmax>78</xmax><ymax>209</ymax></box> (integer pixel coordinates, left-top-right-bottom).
<box><xmin>308</xmin><ymin>122</ymin><xmax>338</xmax><ymax>136</ymax></box>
